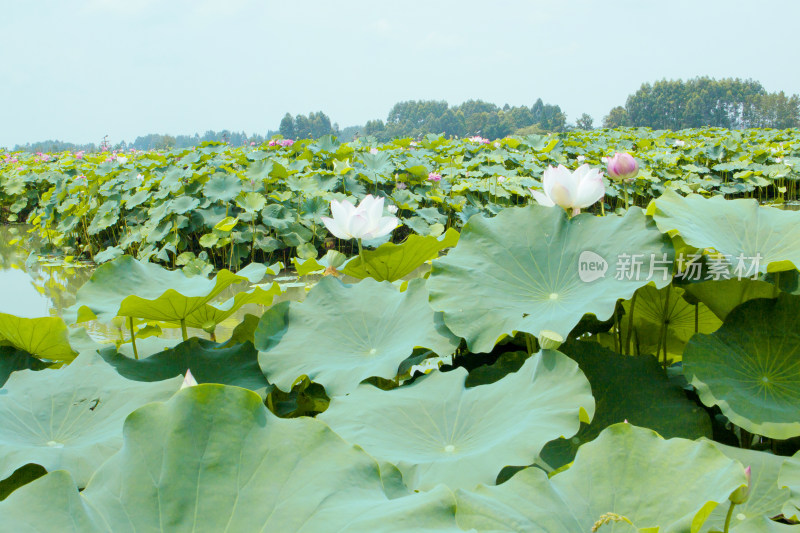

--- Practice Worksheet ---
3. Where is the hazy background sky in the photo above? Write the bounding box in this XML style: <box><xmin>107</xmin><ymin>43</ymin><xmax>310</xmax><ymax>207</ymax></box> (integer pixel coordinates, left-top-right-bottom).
<box><xmin>1</xmin><ymin>0</ymin><xmax>797</xmax><ymax>148</ymax></box>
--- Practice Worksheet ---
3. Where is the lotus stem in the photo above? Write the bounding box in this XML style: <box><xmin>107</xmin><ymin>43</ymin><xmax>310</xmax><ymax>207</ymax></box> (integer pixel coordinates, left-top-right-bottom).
<box><xmin>657</xmin><ymin>285</ymin><xmax>672</xmax><ymax>368</ymax></box>
<box><xmin>625</xmin><ymin>292</ymin><xmax>638</xmax><ymax>356</ymax></box>
<box><xmin>774</xmin><ymin>271</ymin><xmax>780</xmax><ymax>298</ymax></box>
<box><xmin>723</xmin><ymin>502</ymin><xmax>736</xmax><ymax>533</ymax></box>
<box><xmin>357</xmin><ymin>238</ymin><xmax>365</xmax><ymax>264</ymax></box>
<box><xmin>622</xmin><ymin>184</ymin><xmax>630</xmax><ymax>211</ymax></box>
<box><xmin>128</xmin><ymin>316</ymin><xmax>139</xmax><ymax>360</ymax></box>
<box><xmin>180</xmin><ymin>318</ymin><xmax>188</xmax><ymax>341</ymax></box>
<box><xmin>694</xmin><ymin>303</ymin><xmax>699</xmax><ymax>334</ymax></box>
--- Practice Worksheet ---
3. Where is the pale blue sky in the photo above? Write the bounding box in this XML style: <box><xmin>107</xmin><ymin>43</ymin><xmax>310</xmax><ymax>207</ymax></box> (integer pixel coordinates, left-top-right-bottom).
<box><xmin>1</xmin><ymin>0</ymin><xmax>797</xmax><ymax>147</ymax></box>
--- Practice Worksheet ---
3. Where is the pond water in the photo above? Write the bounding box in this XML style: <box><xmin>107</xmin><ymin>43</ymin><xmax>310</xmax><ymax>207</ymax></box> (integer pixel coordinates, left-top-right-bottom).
<box><xmin>0</xmin><ymin>225</ymin><xmax>317</xmax><ymax>349</ymax></box>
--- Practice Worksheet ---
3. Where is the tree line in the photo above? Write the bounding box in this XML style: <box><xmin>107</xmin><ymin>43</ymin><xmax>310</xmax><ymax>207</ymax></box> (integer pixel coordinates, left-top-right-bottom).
<box><xmin>603</xmin><ymin>77</ymin><xmax>800</xmax><ymax>130</ymax></box>
<box><xmin>8</xmin><ymin>77</ymin><xmax>800</xmax><ymax>152</ymax></box>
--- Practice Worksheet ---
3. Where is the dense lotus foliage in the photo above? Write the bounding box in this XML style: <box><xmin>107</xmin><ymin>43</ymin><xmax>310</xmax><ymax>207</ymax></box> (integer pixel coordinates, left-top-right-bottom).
<box><xmin>1</xmin><ymin>129</ymin><xmax>800</xmax><ymax>531</ymax></box>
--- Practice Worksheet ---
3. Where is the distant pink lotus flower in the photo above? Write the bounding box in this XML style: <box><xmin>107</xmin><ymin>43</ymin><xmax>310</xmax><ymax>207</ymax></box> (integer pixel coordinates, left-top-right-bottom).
<box><xmin>428</xmin><ymin>172</ymin><xmax>442</xmax><ymax>182</ymax></box>
<box><xmin>268</xmin><ymin>140</ymin><xmax>277</xmax><ymax>146</ymax></box>
<box><xmin>396</xmin><ymin>182</ymin><xmax>407</xmax><ymax>190</ymax></box>
<box><xmin>75</xmin><ymin>151</ymin><xmax>85</xmax><ymax>159</ymax></box>
<box><xmin>468</xmin><ymin>136</ymin><xmax>490</xmax><ymax>144</ymax></box>
<box><xmin>493</xmin><ymin>141</ymin><xmax>501</xmax><ymax>148</ymax></box>
<box><xmin>497</xmin><ymin>176</ymin><xmax>506</xmax><ymax>183</ymax></box>
<box><xmin>369</xmin><ymin>148</ymin><xmax>379</xmax><ymax>155</ymax></box>
<box><xmin>250</xmin><ymin>141</ymin><xmax>256</xmax><ymax>146</ymax></box>
<box><xmin>279</xmin><ymin>139</ymin><xmax>294</xmax><ymax>147</ymax></box>
<box><xmin>606</xmin><ymin>152</ymin><xmax>638</xmax><ymax>182</ymax></box>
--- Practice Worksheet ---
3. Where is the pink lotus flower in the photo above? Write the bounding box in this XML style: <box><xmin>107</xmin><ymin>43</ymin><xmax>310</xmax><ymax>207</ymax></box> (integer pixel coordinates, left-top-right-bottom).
<box><xmin>606</xmin><ymin>152</ymin><xmax>638</xmax><ymax>182</ymax></box>
<box><xmin>396</xmin><ymin>182</ymin><xmax>407</xmax><ymax>190</ymax></box>
<box><xmin>279</xmin><ymin>139</ymin><xmax>294</xmax><ymax>147</ymax></box>
<box><xmin>75</xmin><ymin>151</ymin><xmax>85</xmax><ymax>160</ymax></box>
<box><xmin>268</xmin><ymin>140</ymin><xmax>278</xmax><ymax>146</ymax></box>
<box><xmin>428</xmin><ymin>172</ymin><xmax>442</xmax><ymax>182</ymax></box>
<box><xmin>531</xmin><ymin>164</ymin><xmax>605</xmax><ymax>215</ymax></box>
<box><xmin>250</xmin><ymin>141</ymin><xmax>256</xmax><ymax>146</ymax></box>
<box><xmin>729</xmin><ymin>466</ymin><xmax>751</xmax><ymax>504</ymax></box>
<box><xmin>321</xmin><ymin>195</ymin><xmax>399</xmax><ymax>241</ymax></box>
<box><xmin>468</xmin><ymin>136</ymin><xmax>490</xmax><ymax>144</ymax></box>
<box><xmin>369</xmin><ymin>148</ymin><xmax>379</xmax><ymax>155</ymax></box>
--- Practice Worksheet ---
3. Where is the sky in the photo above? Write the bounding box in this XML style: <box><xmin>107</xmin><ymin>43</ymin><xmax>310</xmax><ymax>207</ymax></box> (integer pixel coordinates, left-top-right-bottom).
<box><xmin>1</xmin><ymin>0</ymin><xmax>798</xmax><ymax>148</ymax></box>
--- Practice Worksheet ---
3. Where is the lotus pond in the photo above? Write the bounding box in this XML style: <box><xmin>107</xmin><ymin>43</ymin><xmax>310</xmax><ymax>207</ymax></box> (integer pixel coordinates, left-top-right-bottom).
<box><xmin>0</xmin><ymin>131</ymin><xmax>799</xmax><ymax>532</ymax></box>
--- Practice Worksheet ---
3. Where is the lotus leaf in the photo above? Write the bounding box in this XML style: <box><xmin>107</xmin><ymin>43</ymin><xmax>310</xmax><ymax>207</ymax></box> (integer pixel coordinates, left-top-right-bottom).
<box><xmin>779</xmin><ymin>452</ymin><xmax>800</xmax><ymax>521</ymax></box>
<box><xmin>455</xmin><ymin>424</ymin><xmax>747</xmax><ymax>533</ymax></box>
<box><xmin>702</xmin><ymin>441</ymin><xmax>793</xmax><ymax>532</ymax></box>
<box><xmin>428</xmin><ymin>205</ymin><xmax>673</xmax><ymax>352</ymax></box>
<box><xmin>540</xmin><ymin>340</ymin><xmax>711</xmax><ymax>469</ymax></box>
<box><xmin>683</xmin><ymin>293</ymin><xmax>800</xmax><ymax>439</ymax></box>
<box><xmin>66</xmin><ymin>255</ymin><xmax>268</xmax><ymax>324</ymax></box>
<box><xmin>651</xmin><ymin>190</ymin><xmax>800</xmax><ymax>273</ymax></box>
<box><xmin>0</xmin><ymin>354</ymin><xmax>182</xmax><ymax>487</ymax></box>
<box><xmin>257</xmin><ymin>276</ymin><xmax>459</xmax><ymax>396</ymax></box>
<box><xmin>343</xmin><ymin>228</ymin><xmax>459</xmax><ymax>282</ymax></box>
<box><xmin>0</xmin><ymin>313</ymin><xmax>76</xmax><ymax>361</ymax></box>
<box><xmin>0</xmin><ymin>385</ymin><xmax>462</xmax><ymax>532</ymax></box>
<box><xmin>99</xmin><ymin>337</ymin><xmax>269</xmax><ymax>392</ymax></box>
<box><xmin>320</xmin><ymin>349</ymin><xmax>594</xmax><ymax>490</ymax></box>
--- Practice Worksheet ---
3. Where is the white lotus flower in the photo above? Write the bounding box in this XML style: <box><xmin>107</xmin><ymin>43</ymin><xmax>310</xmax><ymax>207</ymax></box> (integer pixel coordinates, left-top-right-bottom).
<box><xmin>321</xmin><ymin>195</ymin><xmax>399</xmax><ymax>241</ymax></box>
<box><xmin>531</xmin><ymin>164</ymin><xmax>605</xmax><ymax>215</ymax></box>
<box><xmin>181</xmin><ymin>369</ymin><xmax>198</xmax><ymax>389</ymax></box>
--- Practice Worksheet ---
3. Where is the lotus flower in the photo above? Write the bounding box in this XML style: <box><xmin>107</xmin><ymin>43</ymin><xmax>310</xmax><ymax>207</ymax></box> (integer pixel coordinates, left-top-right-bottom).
<box><xmin>531</xmin><ymin>164</ymin><xmax>605</xmax><ymax>215</ymax></box>
<box><xmin>321</xmin><ymin>195</ymin><xmax>399</xmax><ymax>241</ymax></box>
<box><xmin>729</xmin><ymin>466</ymin><xmax>751</xmax><ymax>504</ymax></box>
<box><xmin>180</xmin><ymin>369</ymin><xmax>198</xmax><ymax>389</ymax></box>
<box><xmin>396</xmin><ymin>182</ymin><xmax>407</xmax><ymax>190</ymax></box>
<box><xmin>606</xmin><ymin>152</ymin><xmax>638</xmax><ymax>182</ymax></box>
<box><xmin>369</xmin><ymin>148</ymin><xmax>379</xmax><ymax>155</ymax></box>
<box><xmin>428</xmin><ymin>172</ymin><xmax>441</xmax><ymax>182</ymax></box>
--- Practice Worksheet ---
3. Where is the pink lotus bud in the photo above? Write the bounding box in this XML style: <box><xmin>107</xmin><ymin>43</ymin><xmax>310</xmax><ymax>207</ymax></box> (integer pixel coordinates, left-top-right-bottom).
<box><xmin>606</xmin><ymin>152</ymin><xmax>638</xmax><ymax>182</ymax></box>
<box><xmin>729</xmin><ymin>466</ymin><xmax>751</xmax><ymax>504</ymax></box>
<box><xmin>428</xmin><ymin>172</ymin><xmax>442</xmax><ymax>182</ymax></box>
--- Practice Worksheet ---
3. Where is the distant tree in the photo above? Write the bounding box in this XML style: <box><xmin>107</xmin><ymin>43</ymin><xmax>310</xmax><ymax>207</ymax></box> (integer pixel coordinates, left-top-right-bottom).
<box><xmin>603</xmin><ymin>106</ymin><xmax>630</xmax><ymax>128</ymax></box>
<box><xmin>279</xmin><ymin>113</ymin><xmax>295</xmax><ymax>138</ymax></box>
<box><xmin>576</xmin><ymin>113</ymin><xmax>594</xmax><ymax>130</ymax></box>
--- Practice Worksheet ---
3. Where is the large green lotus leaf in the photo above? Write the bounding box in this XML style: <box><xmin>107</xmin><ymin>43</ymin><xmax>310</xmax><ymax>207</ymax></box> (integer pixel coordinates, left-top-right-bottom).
<box><xmin>455</xmin><ymin>424</ymin><xmax>747</xmax><ymax>533</ymax></box>
<box><xmin>428</xmin><ymin>206</ymin><xmax>673</xmax><ymax>353</ymax></box>
<box><xmin>0</xmin><ymin>385</ymin><xmax>462</xmax><ymax>532</ymax></box>
<box><xmin>780</xmin><ymin>452</ymin><xmax>800</xmax><ymax>521</ymax></box>
<box><xmin>343</xmin><ymin>228</ymin><xmax>459</xmax><ymax>282</ymax></box>
<box><xmin>0</xmin><ymin>346</ymin><xmax>49</xmax><ymax>386</ymax></box>
<box><xmin>683</xmin><ymin>278</ymin><xmax>777</xmax><ymax>321</ymax></box>
<box><xmin>701</xmin><ymin>441</ymin><xmax>792</xmax><ymax>532</ymax></box>
<box><xmin>683</xmin><ymin>292</ymin><xmax>800</xmax><ymax>439</ymax></box>
<box><xmin>0</xmin><ymin>313</ymin><xmax>76</xmax><ymax>361</ymax></box>
<box><xmin>257</xmin><ymin>276</ymin><xmax>459</xmax><ymax>396</ymax></box>
<box><xmin>0</xmin><ymin>353</ymin><xmax>182</xmax><ymax>487</ymax></box>
<box><xmin>319</xmin><ymin>349</ymin><xmax>594</xmax><ymax>491</ymax></box>
<box><xmin>651</xmin><ymin>190</ymin><xmax>800</xmax><ymax>273</ymax></box>
<box><xmin>540</xmin><ymin>340</ymin><xmax>711</xmax><ymax>470</ymax></box>
<box><xmin>99</xmin><ymin>337</ymin><xmax>269</xmax><ymax>392</ymax></box>
<box><xmin>66</xmin><ymin>255</ymin><xmax>267</xmax><ymax>324</ymax></box>
<box><xmin>609</xmin><ymin>284</ymin><xmax>722</xmax><ymax>361</ymax></box>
